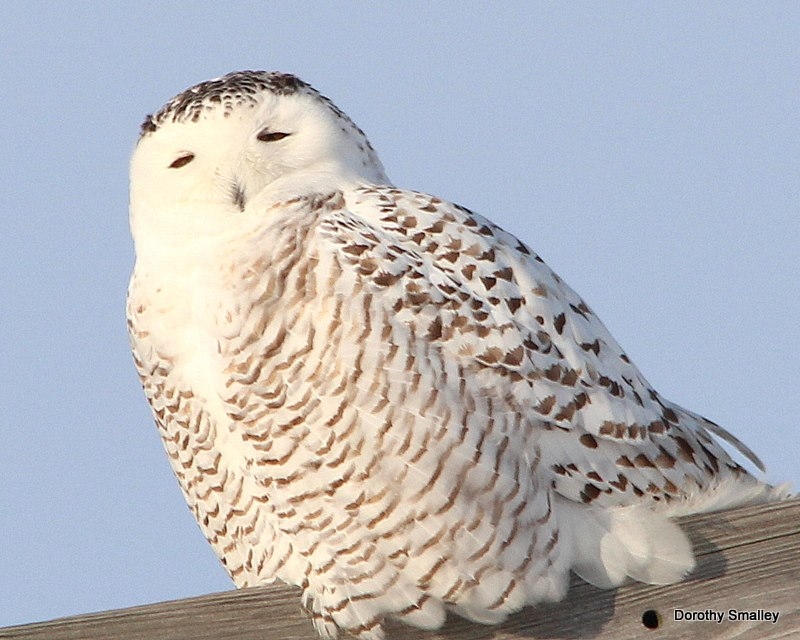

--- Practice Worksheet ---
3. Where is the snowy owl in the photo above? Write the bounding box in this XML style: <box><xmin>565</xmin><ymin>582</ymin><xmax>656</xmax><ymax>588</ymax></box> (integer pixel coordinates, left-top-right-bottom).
<box><xmin>127</xmin><ymin>71</ymin><xmax>787</xmax><ymax>639</ymax></box>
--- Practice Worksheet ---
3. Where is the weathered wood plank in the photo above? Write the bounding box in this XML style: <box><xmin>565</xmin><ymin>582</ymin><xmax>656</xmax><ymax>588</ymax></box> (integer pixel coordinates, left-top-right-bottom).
<box><xmin>3</xmin><ymin>498</ymin><xmax>798</xmax><ymax>640</ymax></box>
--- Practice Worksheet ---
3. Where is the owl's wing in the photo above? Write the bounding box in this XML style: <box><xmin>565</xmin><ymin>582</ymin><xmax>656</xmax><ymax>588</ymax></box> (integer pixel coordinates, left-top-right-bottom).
<box><xmin>312</xmin><ymin>185</ymin><xmax>786</xmax><ymax>599</ymax></box>
<box><xmin>322</xmin><ymin>186</ymin><xmax>764</xmax><ymax>508</ymax></box>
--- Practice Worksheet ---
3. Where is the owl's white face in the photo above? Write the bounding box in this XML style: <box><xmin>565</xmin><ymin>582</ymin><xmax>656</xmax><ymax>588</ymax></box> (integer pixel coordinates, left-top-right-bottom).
<box><xmin>129</xmin><ymin>72</ymin><xmax>389</xmax><ymax>255</ymax></box>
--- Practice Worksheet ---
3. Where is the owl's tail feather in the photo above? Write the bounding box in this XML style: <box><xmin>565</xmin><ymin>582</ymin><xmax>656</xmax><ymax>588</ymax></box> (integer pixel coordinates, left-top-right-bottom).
<box><xmin>559</xmin><ymin>499</ymin><xmax>695</xmax><ymax>589</ymax></box>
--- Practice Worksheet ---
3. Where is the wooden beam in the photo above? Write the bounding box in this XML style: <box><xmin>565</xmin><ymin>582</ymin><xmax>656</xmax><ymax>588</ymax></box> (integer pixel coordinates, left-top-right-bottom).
<box><xmin>2</xmin><ymin>497</ymin><xmax>798</xmax><ymax>640</ymax></box>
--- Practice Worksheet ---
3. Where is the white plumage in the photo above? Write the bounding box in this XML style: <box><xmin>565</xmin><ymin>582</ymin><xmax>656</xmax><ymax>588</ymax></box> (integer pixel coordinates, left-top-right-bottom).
<box><xmin>127</xmin><ymin>71</ymin><xmax>788</xmax><ymax>639</ymax></box>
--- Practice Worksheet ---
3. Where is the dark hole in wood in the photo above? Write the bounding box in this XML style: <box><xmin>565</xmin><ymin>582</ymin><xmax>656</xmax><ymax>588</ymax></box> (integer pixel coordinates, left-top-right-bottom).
<box><xmin>642</xmin><ymin>609</ymin><xmax>661</xmax><ymax>629</ymax></box>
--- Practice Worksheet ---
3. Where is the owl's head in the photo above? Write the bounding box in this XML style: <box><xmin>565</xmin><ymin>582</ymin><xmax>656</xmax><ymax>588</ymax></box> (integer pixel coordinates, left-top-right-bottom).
<box><xmin>130</xmin><ymin>71</ymin><xmax>389</xmax><ymax>251</ymax></box>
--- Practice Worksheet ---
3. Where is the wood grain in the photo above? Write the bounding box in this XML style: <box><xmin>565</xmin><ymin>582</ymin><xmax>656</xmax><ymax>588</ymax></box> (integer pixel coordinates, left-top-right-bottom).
<box><xmin>2</xmin><ymin>498</ymin><xmax>798</xmax><ymax>640</ymax></box>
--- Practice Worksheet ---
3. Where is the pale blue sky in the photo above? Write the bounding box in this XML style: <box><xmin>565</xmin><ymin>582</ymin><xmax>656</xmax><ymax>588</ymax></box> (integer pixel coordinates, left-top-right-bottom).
<box><xmin>1</xmin><ymin>1</ymin><xmax>797</xmax><ymax>628</ymax></box>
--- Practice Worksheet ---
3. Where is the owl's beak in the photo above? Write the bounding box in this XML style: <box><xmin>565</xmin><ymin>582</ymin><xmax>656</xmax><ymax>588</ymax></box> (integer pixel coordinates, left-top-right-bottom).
<box><xmin>231</xmin><ymin>183</ymin><xmax>247</xmax><ymax>212</ymax></box>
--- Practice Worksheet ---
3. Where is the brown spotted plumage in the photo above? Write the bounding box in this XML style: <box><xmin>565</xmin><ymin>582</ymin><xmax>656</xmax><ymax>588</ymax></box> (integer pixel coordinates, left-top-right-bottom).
<box><xmin>127</xmin><ymin>71</ymin><xmax>789</xmax><ymax>640</ymax></box>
